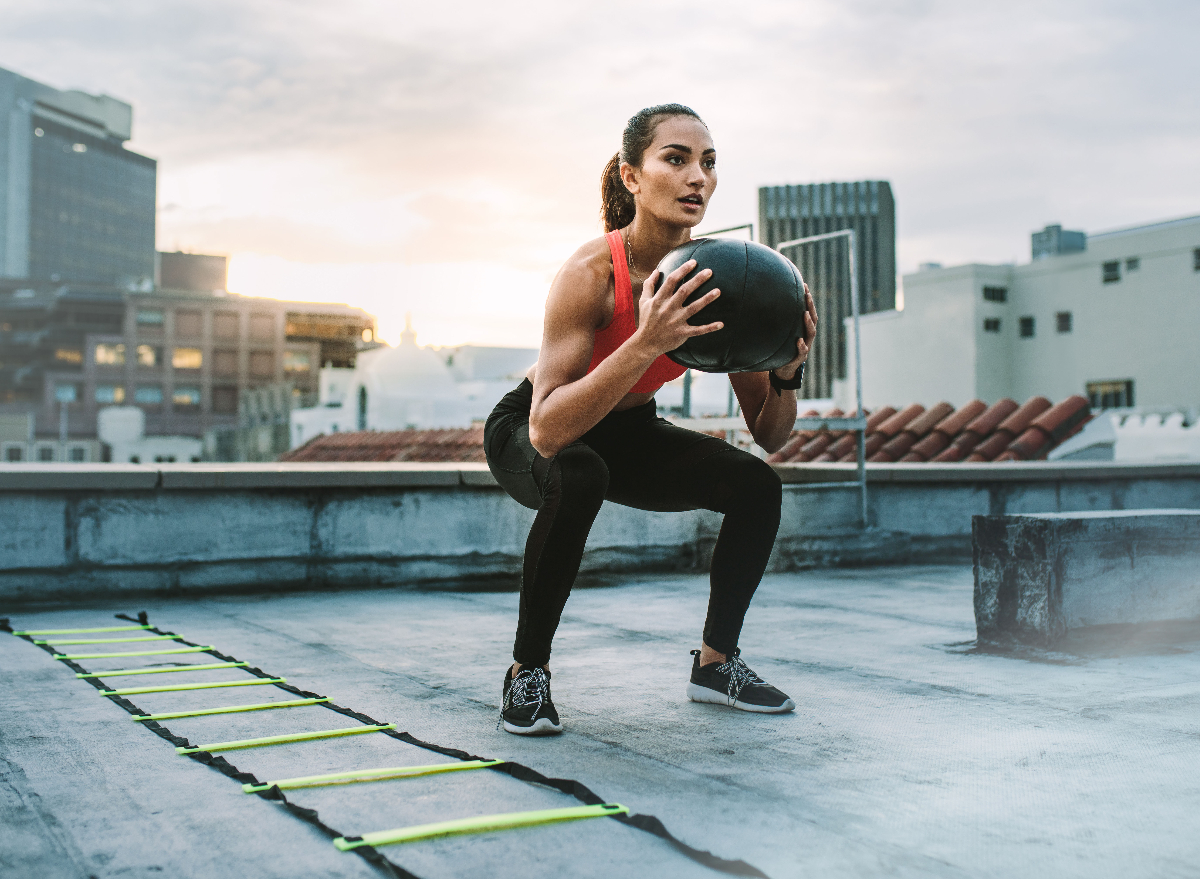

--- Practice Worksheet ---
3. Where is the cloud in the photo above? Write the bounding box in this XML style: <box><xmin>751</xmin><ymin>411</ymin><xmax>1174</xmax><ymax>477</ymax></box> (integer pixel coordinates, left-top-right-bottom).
<box><xmin>2</xmin><ymin>0</ymin><xmax>1198</xmax><ymax>343</ymax></box>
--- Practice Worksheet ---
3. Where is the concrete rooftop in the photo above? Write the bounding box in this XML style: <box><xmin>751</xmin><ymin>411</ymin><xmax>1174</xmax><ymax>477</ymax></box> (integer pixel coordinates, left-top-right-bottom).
<box><xmin>3</xmin><ymin>565</ymin><xmax>1199</xmax><ymax>879</ymax></box>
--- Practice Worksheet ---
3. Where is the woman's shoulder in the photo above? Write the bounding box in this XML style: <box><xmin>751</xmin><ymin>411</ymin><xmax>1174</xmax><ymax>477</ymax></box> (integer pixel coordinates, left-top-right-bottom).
<box><xmin>546</xmin><ymin>233</ymin><xmax>616</xmax><ymax>306</ymax></box>
<box><xmin>558</xmin><ymin>234</ymin><xmax>615</xmax><ymax>286</ymax></box>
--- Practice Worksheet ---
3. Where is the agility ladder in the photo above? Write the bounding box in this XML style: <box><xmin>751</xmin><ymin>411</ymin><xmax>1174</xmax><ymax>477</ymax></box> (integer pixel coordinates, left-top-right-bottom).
<box><xmin>3</xmin><ymin>612</ymin><xmax>768</xmax><ymax>879</ymax></box>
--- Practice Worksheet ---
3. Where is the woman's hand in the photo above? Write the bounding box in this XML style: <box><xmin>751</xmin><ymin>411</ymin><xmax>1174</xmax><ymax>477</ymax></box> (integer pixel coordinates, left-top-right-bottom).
<box><xmin>774</xmin><ymin>285</ymin><xmax>817</xmax><ymax>380</ymax></box>
<box><xmin>631</xmin><ymin>259</ymin><xmax>723</xmax><ymax>357</ymax></box>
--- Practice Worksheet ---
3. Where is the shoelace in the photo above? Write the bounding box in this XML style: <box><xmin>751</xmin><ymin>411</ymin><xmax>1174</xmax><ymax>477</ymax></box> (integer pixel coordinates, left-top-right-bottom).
<box><xmin>497</xmin><ymin>667</ymin><xmax>550</xmax><ymax>729</ymax></box>
<box><xmin>716</xmin><ymin>652</ymin><xmax>765</xmax><ymax>707</ymax></box>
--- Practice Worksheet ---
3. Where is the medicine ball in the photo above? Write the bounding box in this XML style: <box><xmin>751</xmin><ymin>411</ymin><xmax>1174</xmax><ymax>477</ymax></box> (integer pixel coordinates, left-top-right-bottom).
<box><xmin>655</xmin><ymin>238</ymin><xmax>807</xmax><ymax>373</ymax></box>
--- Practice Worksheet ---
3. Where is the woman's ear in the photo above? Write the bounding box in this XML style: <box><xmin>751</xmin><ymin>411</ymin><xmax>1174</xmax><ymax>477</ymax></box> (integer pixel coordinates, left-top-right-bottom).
<box><xmin>619</xmin><ymin>162</ymin><xmax>640</xmax><ymax>195</ymax></box>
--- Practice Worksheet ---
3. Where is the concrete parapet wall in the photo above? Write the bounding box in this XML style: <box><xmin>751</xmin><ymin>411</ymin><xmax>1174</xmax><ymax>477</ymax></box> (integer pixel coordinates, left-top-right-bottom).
<box><xmin>973</xmin><ymin>510</ymin><xmax>1200</xmax><ymax>645</ymax></box>
<box><xmin>3</xmin><ymin>462</ymin><xmax>1200</xmax><ymax>603</ymax></box>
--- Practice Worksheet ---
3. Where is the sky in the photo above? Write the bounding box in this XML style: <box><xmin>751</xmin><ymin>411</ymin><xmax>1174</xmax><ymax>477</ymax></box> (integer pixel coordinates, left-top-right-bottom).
<box><xmin>2</xmin><ymin>0</ymin><xmax>1198</xmax><ymax>347</ymax></box>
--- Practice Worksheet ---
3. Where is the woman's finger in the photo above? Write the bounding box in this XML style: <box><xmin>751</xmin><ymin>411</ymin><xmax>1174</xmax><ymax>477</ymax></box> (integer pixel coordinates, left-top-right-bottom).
<box><xmin>685</xmin><ymin>320</ymin><xmax>724</xmax><ymax>337</ymax></box>
<box><xmin>682</xmin><ymin>289</ymin><xmax>720</xmax><ymax>316</ymax></box>
<box><xmin>658</xmin><ymin>260</ymin><xmax>697</xmax><ymax>298</ymax></box>
<box><xmin>672</xmin><ymin>267</ymin><xmax>712</xmax><ymax>302</ymax></box>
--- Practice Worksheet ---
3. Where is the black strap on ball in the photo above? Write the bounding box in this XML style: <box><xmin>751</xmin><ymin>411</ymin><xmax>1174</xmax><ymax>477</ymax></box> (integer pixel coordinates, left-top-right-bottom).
<box><xmin>768</xmin><ymin>363</ymin><xmax>805</xmax><ymax>397</ymax></box>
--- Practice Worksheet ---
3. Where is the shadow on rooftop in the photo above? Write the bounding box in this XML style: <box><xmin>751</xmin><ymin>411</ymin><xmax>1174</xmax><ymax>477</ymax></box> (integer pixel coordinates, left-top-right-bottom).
<box><xmin>946</xmin><ymin>617</ymin><xmax>1200</xmax><ymax>664</ymax></box>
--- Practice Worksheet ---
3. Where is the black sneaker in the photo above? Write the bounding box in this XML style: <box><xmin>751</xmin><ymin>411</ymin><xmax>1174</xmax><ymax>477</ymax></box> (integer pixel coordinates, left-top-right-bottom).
<box><xmin>499</xmin><ymin>666</ymin><xmax>563</xmax><ymax>735</ymax></box>
<box><xmin>687</xmin><ymin>649</ymin><xmax>795</xmax><ymax>713</ymax></box>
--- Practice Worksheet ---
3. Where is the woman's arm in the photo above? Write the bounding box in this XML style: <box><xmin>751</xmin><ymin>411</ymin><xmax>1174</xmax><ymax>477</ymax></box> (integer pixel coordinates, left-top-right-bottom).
<box><xmin>529</xmin><ymin>244</ymin><xmax>722</xmax><ymax>458</ymax></box>
<box><xmin>729</xmin><ymin>287</ymin><xmax>818</xmax><ymax>454</ymax></box>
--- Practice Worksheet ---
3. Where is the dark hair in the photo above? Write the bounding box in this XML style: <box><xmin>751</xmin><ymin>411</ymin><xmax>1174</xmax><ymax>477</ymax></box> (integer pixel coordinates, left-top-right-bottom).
<box><xmin>600</xmin><ymin>103</ymin><xmax>706</xmax><ymax>232</ymax></box>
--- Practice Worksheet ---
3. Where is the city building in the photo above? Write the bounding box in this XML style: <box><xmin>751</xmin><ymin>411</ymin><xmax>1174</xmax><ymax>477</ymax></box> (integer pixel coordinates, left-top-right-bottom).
<box><xmin>758</xmin><ymin>181</ymin><xmax>896</xmax><ymax>400</ymax></box>
<box><xmin>0</xmin><ymin>272</ymin><xmax>374</xmax><ymax>461</ymax></box>
<box><xmin>847</xmin><ymin>214</ymin><xmax>1200</xmax><ymax>411</ymax></box>
<box><xmin>0</xmin><ymin>66</ymin><xmax>156</xmax><ymax>288</ymax></box>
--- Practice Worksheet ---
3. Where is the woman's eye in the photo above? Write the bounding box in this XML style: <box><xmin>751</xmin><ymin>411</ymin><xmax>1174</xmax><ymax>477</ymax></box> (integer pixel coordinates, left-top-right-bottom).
<box><xmin>667</xmin><ymin>155</ymin><xmax>683</xmax><ymax>165</ymax></box>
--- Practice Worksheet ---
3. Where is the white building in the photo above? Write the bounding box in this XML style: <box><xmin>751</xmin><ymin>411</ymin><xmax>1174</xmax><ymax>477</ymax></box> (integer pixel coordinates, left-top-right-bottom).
<box><xmin>289</xmin><ymin>318</ymin><xmax>538</xmax><ymax>448</ymax></box>
<box><xmin>97</xmin><ymin>407</ymin><xmax>202</xmax><ymax>463</ymax></box>
<box><xmin>847</xmin><ymin>215</ymin><xmax>1200</xmax><ymax>410</ymax></box>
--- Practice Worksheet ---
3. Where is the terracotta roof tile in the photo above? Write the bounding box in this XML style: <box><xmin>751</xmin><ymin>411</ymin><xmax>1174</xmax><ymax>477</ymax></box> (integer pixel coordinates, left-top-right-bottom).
<box><xmin>873</xmin><ymin>402</ymin><xmax>955</xmax><ymax>462</ymax></box>
<box><xmin>933</xmin><ymin>398</ymin><xmax>1019</xmax><ymax>462</ymax></box>
<box><xmin>794</xmin><ymin>408</ymin><xmax>848</xmax><ymax>461</ymax></box>
<box><xmin>284</xmin><ymin>395</ymin><xmax>1092</xmax><ymax>466</ymax></box>
<box><xmin>995</xmin><ymin>395</ymin><xmax>1091</xmax><ymax>461</ymax></box>
<box><xmin>900</xmin><ymin>399</ymin><xmax>987</xmax><ymax>462</ymax></box>
<box><xmin>965</xmin><ymin>396</ymin><xmax>1051</xmax><ymax>462</ymax></box>
<box><xmin>280</xmin><ymin>427</ymin><xmax>486</xmax><ymax>463</ymax></box>
<box><xmin>772</xmin><ymin>395</ymin><xmax>1089</xmax><ymax>465</ymax></box>
<box><xmin>842</xmin><ymin>403</ymin><xmax>925</xmax><ymax>462</ymax></box>
<box><xmin>813</xmin><ymin>407</ymin><xmax>894</xmax><ymax>462</ymax></box>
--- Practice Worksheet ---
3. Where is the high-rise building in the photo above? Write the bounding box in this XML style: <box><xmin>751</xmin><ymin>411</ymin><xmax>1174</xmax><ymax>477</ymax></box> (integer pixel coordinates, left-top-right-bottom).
<box><xmin>0</xmin><ymin>66</ymin><xmax>156</xmax><ymax>288</ymax></box>
<box><xmin>759</xmin><ymin>181</ymin><xmax>896</xmax><ymax>399</ymax></box>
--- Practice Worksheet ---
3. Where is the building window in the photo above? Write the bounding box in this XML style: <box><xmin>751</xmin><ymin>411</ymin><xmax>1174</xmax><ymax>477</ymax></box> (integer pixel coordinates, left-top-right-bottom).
<box><xmin>68</xmin><ymin>446</ymin><xmax>87</xmax><ymax>462</ymax></box>
<box><xmin>213</xmin><ymin>349</ymin><xmax>239</xmax><ymax>377</ymax></box>
<box><xmin>55</xmin><ymin>383</ymin><xmax>79</xmax><ymax>403</ymax></box>
<box><xmin>1125</xmin><ymin>257</ymin><xmax>1140</xmax><ymax>271</ymax></box>
<box><xmin>94</xmin><ymin>343</ymin><xmax>126</xmax><ymax>366</ymax></box>
<box><xmin>172</xmin><ymin>347</ymin><xmax>203</xmax><ymax>369</ymax></box>
<box><xmin>1056</xmin><ymin>312</ymin><xmax>1072</xmax><ymax>333</ymax></box>
<box><xmin>137</xmin><ymin>309</ymin><xmax>164</xmax><ymax>327</ymax></box>
<box><xmin>173</xmin><ymin>386</ymin><xmax>202</xmax><ymax>409</ymax></box>
<box><xmin>1019</xmin><ymin>316</ymin><xmax>1035</xmax><ymax>338</ymax></box>
<box><xmin>175</xmin><ymin>310</ymin><xmax>203</xmax><ymax>338</ymax></box>
<box><xmin>136</xmin><ymin>344</ymin><xmax>160</xmax><ymax>367</ymax></box>
<box><xmin>1102</xmin><ymin>261</ymin><xmax>1121</xmax><ymax>283</ymax></box>
<box><xmin>249</xmin><ymin>351</ymin><xmax>275</xmax><ymax>378</ymax></box>
<box><xmin>357</xmin><ymin>386</ymin><xmax>368</xmax><ymax>430</ymax></box>
<box><xmin>983</xmin><ymin>318</ymin><xmax>1001</xmax><ymax>333</ymax></box>
<box><xmin>214</xmin><ymin>311</ymin><xmax>239</xmax><ymax>339</ymax></box>
<box><xmin>1087</xmin><ymin>380</ymin><xmax>1134</xmax><ymax>409</ymax></box>
<box><xmin>134</xmin><ymin>386</ymin><xmax>163</xmax><ymax>406</ymax></box>
<box><xmin>37</xmin><ymin>446</ymin><xmax>55</xmax><ymax>462</ymax></box>
<box><xmin>250</xmin><ymin>313</ymin><xmax>275</xmax><ymax>341</ymax></box>
<box><xmin>55</xmin><ymin>348</ymin><xmax>83</xmax><ymax>365</ymax></box>
<box><xmin>212</xmin><ymin>386</ymin><xmax>238</xmax><ymax>414</ymax></box>
<box><xmin>95</xmin><ymin>385</ymin><xmax>126</xmax><ymax>404</ymax></box>
<box><xmin>1194</xmin><ymin>248</ymin><xmax>1200</xmax><ymax>272</ymax></box>
<box><xmin>4</xmin><ymin>446</ymin><xmax>24</xmax><ymax>462</ymax></box>
<box><xmin>982</xmin><ymin>286</ymin><xmax>1007</xmax><ymax>303</ymax></box>
<box><xmin>284</xmin><ymin>350</ymin><xmax>311</xmax><ymax>374</ymax></box>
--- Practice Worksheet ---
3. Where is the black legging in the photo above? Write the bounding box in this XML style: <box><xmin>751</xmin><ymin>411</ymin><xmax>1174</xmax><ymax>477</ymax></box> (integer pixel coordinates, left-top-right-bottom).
<box><xmin>484</xmin><ymin>379</ymin><xmax>782</xmax><ymax>668</ymax></box>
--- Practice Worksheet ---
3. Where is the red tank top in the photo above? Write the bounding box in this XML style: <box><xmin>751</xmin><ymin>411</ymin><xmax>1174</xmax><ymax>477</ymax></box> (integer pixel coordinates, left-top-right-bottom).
<box><xmin>586</xmin><ymin>230</ymin><xmax>688</xmax><ymax>394</ymax></box>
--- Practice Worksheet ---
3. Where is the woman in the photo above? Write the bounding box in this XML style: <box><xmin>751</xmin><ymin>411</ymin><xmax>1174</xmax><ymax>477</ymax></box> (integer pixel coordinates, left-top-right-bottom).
<box><xmin>485</xmin><ymin>103</ymin><xmax>817</xmax><ymax>735</ymax></box>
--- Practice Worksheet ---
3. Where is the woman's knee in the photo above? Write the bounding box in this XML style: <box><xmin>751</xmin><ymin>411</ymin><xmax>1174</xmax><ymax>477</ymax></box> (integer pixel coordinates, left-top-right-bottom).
<box><xmin>716</xmin><ymin>451</ymin><xmax>782</xmax><ymax>512</ymax></box>
<box><xmin>543</xmin><ymin>444</ymin><xmax>609</xmax><ymax>509</ymax></box>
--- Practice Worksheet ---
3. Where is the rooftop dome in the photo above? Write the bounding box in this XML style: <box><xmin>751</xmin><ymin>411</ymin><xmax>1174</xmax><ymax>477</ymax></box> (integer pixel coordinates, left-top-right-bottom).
<box><xmin>353</xmin><ymin>315</ymin><xmax>470</xmax><ymax>429</ymax></box>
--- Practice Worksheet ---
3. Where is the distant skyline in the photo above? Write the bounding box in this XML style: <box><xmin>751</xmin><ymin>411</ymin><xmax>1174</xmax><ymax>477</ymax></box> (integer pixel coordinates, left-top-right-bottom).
<box><xmin>3</xmin><ymin>0</ymin><xmax>1197</xmax><ymax>347</ymax></box>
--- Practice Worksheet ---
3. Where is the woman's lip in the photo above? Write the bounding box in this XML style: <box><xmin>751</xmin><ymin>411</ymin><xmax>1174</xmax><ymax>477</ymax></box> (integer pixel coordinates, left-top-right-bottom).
<box><xmin>679</xmin><ymin>197</ymin><xmax>703</xmax><ymax>207</ymax></box>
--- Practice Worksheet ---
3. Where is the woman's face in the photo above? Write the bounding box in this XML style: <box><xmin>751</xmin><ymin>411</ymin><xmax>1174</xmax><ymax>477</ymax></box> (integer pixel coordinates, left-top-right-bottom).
<box><xmin>623</xmin><ymin>115</ymin><xmax>717</xmax><ymax>229</ymax></box>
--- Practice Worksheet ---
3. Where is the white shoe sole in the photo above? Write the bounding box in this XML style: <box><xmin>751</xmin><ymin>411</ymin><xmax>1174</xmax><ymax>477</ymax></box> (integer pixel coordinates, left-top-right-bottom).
<box><xmin>502</xmin><ymin>717</ymin><xmax>563</xmax><ymax>735</ymax></box>
<box><xmin>686</xmin><ymin>682</ymin><xmax>796</xmax><ymax>714</ymax></box>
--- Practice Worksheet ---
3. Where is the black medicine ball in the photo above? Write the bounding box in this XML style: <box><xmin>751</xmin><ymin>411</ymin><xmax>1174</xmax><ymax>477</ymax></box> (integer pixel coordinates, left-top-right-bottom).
<box><xmin>655</xmin><ymin>238</ymin><xmax>807</xmax><ymax>373</ymax></box>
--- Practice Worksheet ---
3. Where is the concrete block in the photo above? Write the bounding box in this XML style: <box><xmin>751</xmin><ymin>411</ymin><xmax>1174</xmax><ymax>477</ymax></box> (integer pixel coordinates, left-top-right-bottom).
<box><xmin>873</xmin><ymin>485</ymin><xmax>987</xmax><ymax>536</ymax></box>
<box><xmin>0</xmin><ymin>495</ymin><xmax>67</xmax><ymax>569</ymax></box>
<box><xmin>315</xmin><ymin>489</ymin><xmax>535</xmax><ymax>560</ymax></box>
<box><xmin>973</xmin><ymin>509</ymin><xmax>1200</xmax><ymax>645</ymax></box>
<box><xmin>74</xmin><ymin>492</ymin><xmax>312</xmax><ymax>565</ymax></box>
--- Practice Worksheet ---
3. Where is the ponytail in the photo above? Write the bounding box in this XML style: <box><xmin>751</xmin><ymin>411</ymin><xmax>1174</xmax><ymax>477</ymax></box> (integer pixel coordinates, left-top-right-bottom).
<box><xmin>600</xmin><ymin>153</ymin><xmax>636</xmax><ymax>232</ymax></box>
<box><xmin>599</xmin><ymin>103</ymin><xmax>706</xmax><ymax>233</ymax></box>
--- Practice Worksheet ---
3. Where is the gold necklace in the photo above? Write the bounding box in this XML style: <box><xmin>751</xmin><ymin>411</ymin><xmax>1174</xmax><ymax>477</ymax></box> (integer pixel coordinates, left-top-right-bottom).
<box><xmin>623</xmin><ymin>230</ymin><xmax>647</xmax><ymax>282</ymax></box>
